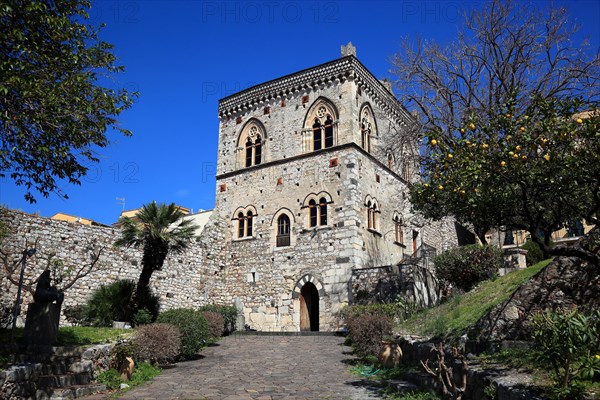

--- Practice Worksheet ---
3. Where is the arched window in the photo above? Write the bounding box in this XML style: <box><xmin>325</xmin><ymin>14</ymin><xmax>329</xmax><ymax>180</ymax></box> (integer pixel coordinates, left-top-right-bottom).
<box><xmin>319</xmin><ymin>197</ymin><xmax>328</xmax><ymax>226</ymax></box>
<box><xmin>305</xmin><ymin>100</ymin><xmax>337</xmax><ymax>152</ymax></box>
<box><xmin>276</xmin><ymin>214</ymin><xmax>291</xmax><ymax>247</ymax></box>
<box><xmin>393</xmin><ymin>214</ymin><xmax>403</xmax><ymax>244</ymax></box>
<box><xmin>306</xmin><ymin>196</ymin><xmax>329</xmax><ymax>228</ymax></box>
<box><xmin>239</xmin><ymin>122</ymin><xmax>265</xmax><ymax>168</ymax></box>
<box><xmin>246</xmin><ymin>210</ymin><xmax>253</xmax><ymax>236</ymax></box>
<box><xmin>237</xmin><ymin>212</ymin><xmax>245</xmax><ymax>238</ymax></box>
<box><xmin>360</xmin><ymin>105</ymin><xmax>376</xmax><ymax>153</ymax></box>
<box><xmin>366</xmin><ymin>199</ymin><xmax>379</xmax><ymax>231</ymax></box>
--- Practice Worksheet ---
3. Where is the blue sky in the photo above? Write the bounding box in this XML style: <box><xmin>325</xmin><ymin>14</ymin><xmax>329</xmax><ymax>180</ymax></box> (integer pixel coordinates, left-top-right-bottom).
<box><xmin>1</xmin><ymin>0</ymin><xmax>599</xmax><ymax>225</ymax></box>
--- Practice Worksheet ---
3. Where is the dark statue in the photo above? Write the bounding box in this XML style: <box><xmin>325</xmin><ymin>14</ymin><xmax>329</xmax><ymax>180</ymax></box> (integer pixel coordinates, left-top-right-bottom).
<box><xmin>33</xmin><ymin>269</ymin><xmax>64</xmax><ymax>306</ymax></box>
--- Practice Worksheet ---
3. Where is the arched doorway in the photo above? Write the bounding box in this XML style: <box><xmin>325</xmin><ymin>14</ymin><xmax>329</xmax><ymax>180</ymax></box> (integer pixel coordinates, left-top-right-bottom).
<box><xmin>299</xmin><ymin>282</ymin><xmax>319</xmax><ymax>331</ymax></box>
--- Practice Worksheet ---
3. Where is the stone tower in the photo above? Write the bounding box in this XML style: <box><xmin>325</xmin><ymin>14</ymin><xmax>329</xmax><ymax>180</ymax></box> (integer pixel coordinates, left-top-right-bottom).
<box><xmin>214</xmin><ymin>46</ymin><xmax>454</xmax><ymax>331</ymax></box>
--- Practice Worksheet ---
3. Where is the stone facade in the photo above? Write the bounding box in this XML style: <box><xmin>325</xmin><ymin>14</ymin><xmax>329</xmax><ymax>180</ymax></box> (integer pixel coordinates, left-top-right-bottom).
<box><xmin>1</xmin><ymin>52</ymin><xmax>458</xmax><ymax>332</ymax></box>
<box><xmin>213</xmin><ymin>53</ymin><xmax>457</xmax><ymax>331</ymax></box>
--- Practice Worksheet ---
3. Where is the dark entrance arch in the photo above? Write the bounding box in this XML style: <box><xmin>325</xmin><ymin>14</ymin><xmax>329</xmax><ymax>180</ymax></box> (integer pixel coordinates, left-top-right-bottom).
<box><xmin>299</xmin><ymin>282</ymin><xmax>319</xmax><ymax>332</ymax></box>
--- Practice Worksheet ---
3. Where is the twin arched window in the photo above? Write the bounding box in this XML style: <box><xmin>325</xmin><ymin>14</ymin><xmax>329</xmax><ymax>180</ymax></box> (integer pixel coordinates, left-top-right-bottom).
<box><xmin>245</xmin><ymin>134</ymin><xmax>262</xmax><ymax>167</ymax></box>
<box><xmin>308</xmin><ymin>197</ymin><xmax>328</xmax><ymax>227</ymax></box>
<box><xmin>239</xmin><ymin>123</ymin><xmax>264</xmax><ymax>168</ymax></box>
<box><xmin>237</xmin><ymin>210</ymin><xmax>254</xmax><ymax>238</ymax></box>
<box><xmin>360</xmin><ymin>105</ymin><xmax>376</xmax><ymax>153</ymax></box>
<box><xmin>305</xmin><ymin>101</ymin><xmax>337</xmax><ymax>152</ymax></box>
<box><xmin>366</xmin><ymin>199</ymin><xmax>379</xmax><ymax>231</ymax></box>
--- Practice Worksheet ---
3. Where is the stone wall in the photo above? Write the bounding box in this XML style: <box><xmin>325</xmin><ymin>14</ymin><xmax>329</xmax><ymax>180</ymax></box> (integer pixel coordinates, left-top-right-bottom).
<box><xmin>0</xmin><ymin>209</ymin><xmax>227</xmax><ymax>327</ymax></box>
<box><xmin>351</xmin><ymin>263</ymin><xmax>440</xmax><ymax>307</ymax></box>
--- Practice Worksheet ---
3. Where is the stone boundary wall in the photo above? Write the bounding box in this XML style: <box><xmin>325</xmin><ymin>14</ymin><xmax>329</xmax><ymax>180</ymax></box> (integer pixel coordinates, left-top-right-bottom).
<box><xmin>0</xmin><ymin>209</ymin><xmax>227</xmax><ymax>326</ymax></box>
<box><xmin>351</xmin><ymin>263</ymin><xmax>439</xmax><ymax>307</ymax></box>
<box><xmin>399</xmin><ymin>338</ymin><xmax>546</xmax><ymax>400</ymax></box>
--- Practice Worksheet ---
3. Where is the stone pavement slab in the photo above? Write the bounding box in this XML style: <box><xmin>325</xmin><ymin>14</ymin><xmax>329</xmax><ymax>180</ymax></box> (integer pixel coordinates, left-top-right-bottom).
<box><xmin>87</xmin><ymin>335</ymin><xmax>384</xmax><ymax>399</ymax></box>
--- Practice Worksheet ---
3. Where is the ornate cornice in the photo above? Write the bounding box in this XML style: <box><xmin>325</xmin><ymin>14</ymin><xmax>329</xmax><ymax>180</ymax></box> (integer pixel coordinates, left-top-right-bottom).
<box><xmin>217</xmin><ymin>56</ymin><xmax>415</xmax><ymax>126</ymax></box>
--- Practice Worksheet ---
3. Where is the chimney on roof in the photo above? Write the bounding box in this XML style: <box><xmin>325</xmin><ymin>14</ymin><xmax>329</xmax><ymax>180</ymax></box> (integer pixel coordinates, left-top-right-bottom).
<box><xmin>341</xmin><ymin>42</ymin><xmax>356</xmax><ymax>58</ymax></box>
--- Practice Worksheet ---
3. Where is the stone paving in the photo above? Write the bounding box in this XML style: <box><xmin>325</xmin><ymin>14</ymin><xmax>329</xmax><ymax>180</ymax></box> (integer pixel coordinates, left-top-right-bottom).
<box><xmin>88</xmin><ymin>334</ymin><xmax>385</xmax><ymax>400</ymax></box>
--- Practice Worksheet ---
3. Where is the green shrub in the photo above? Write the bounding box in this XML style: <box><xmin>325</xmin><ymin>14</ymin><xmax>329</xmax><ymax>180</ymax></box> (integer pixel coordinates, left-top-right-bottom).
<box><xmin>97</xmin><ymin>368</ymin><xmax>122</xmax><ymax>390</ymax></box>
<box><xmin>202</xmin><ymin>311</ymin><xmax>224</xmax><ymax>339</ymax></box>
<box><xmin>339</xmin><ymin>300</ymin><xmax>420</xmax><ymax>325</ymax></box>
<box><xmin>83</xmin><ymin>280</ymin><xmax>160</xmax><ymax>326</ymax></box>
<box><xmin>97</xmin><ymin>362</ymin><xmax>160</xmax><ymax>391</ymax></box>
<box><xmin>156</xmin><ymin>308</ymin><xmax>209</xmax><ymax>358</ymax></box>
<box><xmin>433</xmin><ymin>245</ymin><xmax>503</xmax><ymax>293</ymax></box>
<box><xmin>346</xmin><ymin>313</ymin><xmax>393</xmax><ymax>358</ymax></box>
<box><xmin>133</xmin><ymin>323</ymin><xmax>180</xmax><ymax>365</ymax></box>
<box><xmin>109</xmin><ymin>340</ymin><xmax>136</xmax><ymax>372</ymax></box>
<box><xmin>63</xmin><ymin>304</ymin><xmax>90</xmax><ymax>326</ymax></box>
<box><xmin>520</xmin><ymin>240</ymin><xmax>548</xmax><ymax>266</ymax></box>
<box><xmin>132</xmin><ymin>309</ymin><xmax>153</xmax><ymax>327</ymax></box>
<box><xmin>84</xmin><ymin>280</ymin><xmax>135</xmax><ymax>326</ymax></box>
<box><xmin>199</xmin><ymin>304</ymin><xmax>237</xmax><ymax>333</ymax></box>
<box><xmin>531</xmin><ymin>308</ymin><xmax>600</xmax><ymax>394</ymax></box>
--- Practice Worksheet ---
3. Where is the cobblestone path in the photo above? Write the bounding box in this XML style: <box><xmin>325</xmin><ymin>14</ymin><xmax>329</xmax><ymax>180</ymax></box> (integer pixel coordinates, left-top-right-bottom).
<box><xmin>98</xmin><ymin>334</ymin><xmax>385</xmax><ymax>399</ymax></box>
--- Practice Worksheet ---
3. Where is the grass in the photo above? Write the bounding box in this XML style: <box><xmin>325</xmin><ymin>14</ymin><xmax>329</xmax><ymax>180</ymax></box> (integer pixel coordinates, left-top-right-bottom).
<box><xmin>398</xmin><ymin>259</ymin><xmax>552</xmax><ymax>338</ymax></box>
<box><xmin>97</xmin><ymin>361</ymin><xmax>161</xmax><ymax>398</ymax></box>
<box><xmin>0</xmin><ymin>326</ymin><xmax>133</xmax><ymax>347</ymax></box>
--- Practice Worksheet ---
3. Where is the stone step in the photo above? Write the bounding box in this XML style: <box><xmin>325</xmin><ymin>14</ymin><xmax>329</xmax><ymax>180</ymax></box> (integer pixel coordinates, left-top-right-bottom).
<box><xmin>37</xmin><ymin>372</ymin><xmax>92</xmax><ymax>389</ymax></box>
<box><xmin>36</xmin><ymin>383</ymin><xmax>107</xmax><ymax>400</ymax></box>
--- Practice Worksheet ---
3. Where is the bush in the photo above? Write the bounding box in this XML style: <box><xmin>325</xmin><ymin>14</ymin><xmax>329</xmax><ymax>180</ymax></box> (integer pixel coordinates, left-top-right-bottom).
<box><xmin>156</xmin><ymin>308</ymin><xmax>209</xmax><ymax>358</ymax></box>
<box><xmin>108</xmin><ymin>340</ymin><xmax>136</xmax><ymax>374</ymax></box>
<box><xmin>84</xmin><ymin>280</ymin><xmax>135</xmax><ymax>326</ymax></box>
<box><xmin>199</xmin><ymin>304</ymin><xmax>237</xmax><ymax>334</ymax></box>
<box><xmin>83</xmin><ymin>280</ymin><xmax>160</xmax><ymax>326</ymax></box>
<box><xmin>346</xmin><ymin>313</ymin><xmax>393</xmax><ymax>358</ymax></box>
<box><xmin>202</xmin><ymin>311</ymin><xmax>224</xmax><ymax>339</ymax></box>
<box><xmin>133</xmin><ymin>323</ymin><xmax>180</xmax><ymax>365</ymax></box>
<box><xmin>339</xmin><ymin>301</ymin><xmax>420</xmax><ymax>325</ymax></box>
<box><xmin>433</xmin><ymin>245</ymin><xmax>503</xmax><ymax>293</ymax></box>
<box><xmin>520</xmin><ymin>240</ymin><xmax>550</xmax><ymax>266</ymax></box>
<box><xmin>531</xmin><ymin>308</ymin><xmax>600</xmax><ymax>393</ymax></box>
<box><xmin>63</xmin><ymin>304</ymin><xmax>90</xmax><ymax>326</ymax></box>
<box><xmin>132</xmin><ymin>309</ymin><xmax>152</xmax><ymax>327</ymax></box>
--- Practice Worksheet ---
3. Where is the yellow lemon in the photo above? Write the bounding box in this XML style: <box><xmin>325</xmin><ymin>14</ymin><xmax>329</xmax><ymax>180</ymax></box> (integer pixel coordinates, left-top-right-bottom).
<box><xmin>576</xmin><ymin>118</ymin><xmax>583</xmax><ymax>124</ymax></box>
<box><xmin>430</xmin><ymin>139</ymin><xmax>437</xmax><ymax>146</ymax></box>
<box><xmin>447</xmin><ymin>153</ymin><xmax>453</xmax><ymax>159</ymax></box>
<box><xmin>508</xmin><ymin>151</ymin><xmax>514</xmax><ymax>156</ymax></box>
<box><xmin>515</xmin><ymin>145</ymin><xmax>521</xmax><ymax>151</ymax></box>
<box><xmin>520</xmin><ymin>127</ymin><xmax>526</xmax><ymax>132</ymax></box>
<box><xmin>438</xmin><ymin>185</ymin><xmax>444</xmax><ymax>190</ymax></box>
<box><xmin>544</xmin><ymin>154</ymin><xmax>550</xmax><ymax>161</ymax></box>
<box><xmin>521</xmin><ymin>155</ymin><xmax>527</xmax><ymax>160</ymax></box>
<box><xmin>500</xmin><ymin>161</ymin><xmax>506</xmax><ymax>167</ymax></box>
<box><xmin>469</xmin><ymin>123</ymin><xmax>476</xmax><ymax>130</ymax></box>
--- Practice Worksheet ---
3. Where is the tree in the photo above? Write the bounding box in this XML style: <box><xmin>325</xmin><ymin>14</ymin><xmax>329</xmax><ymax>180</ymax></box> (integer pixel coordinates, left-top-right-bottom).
<box><xmin>0</xmin><ymin>0</ymin><xmax>137</xmax><ymax>203</ymax></box>
<box><xmin>389</xmin><ymin>0</ymin><xmax>600</xmax><ymax>263</ymax></box>
<box><xmin>114</xmin><ymin>202</ymin><xmax>198</xmax><ymax>314</ymax></box>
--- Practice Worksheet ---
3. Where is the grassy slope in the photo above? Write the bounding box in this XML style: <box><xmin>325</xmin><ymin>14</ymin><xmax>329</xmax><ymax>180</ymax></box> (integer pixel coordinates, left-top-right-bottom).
<box><xmin>398</xmin><ymin>259</ymin><xmax>552</xmax><ymax>338</ymax></box>
<box><xmin>0</xmin><ymin>326</ymin><xmax>132</xmax><ymax>346</ymax></box>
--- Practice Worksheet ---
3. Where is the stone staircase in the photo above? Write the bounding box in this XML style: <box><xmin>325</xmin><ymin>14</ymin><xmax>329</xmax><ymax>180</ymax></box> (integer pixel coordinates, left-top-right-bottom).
<box><xmin>1</xmin><ymin>344</ymin><xmax>109</xmax><ymax>399</ymax></box>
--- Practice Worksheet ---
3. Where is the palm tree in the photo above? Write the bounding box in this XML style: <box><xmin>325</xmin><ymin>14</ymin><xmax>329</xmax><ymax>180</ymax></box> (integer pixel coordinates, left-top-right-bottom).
<box><xmin>115</xmin><ymin>202</ymin><xmax>198</xmax><ymax>315</ymax></box>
